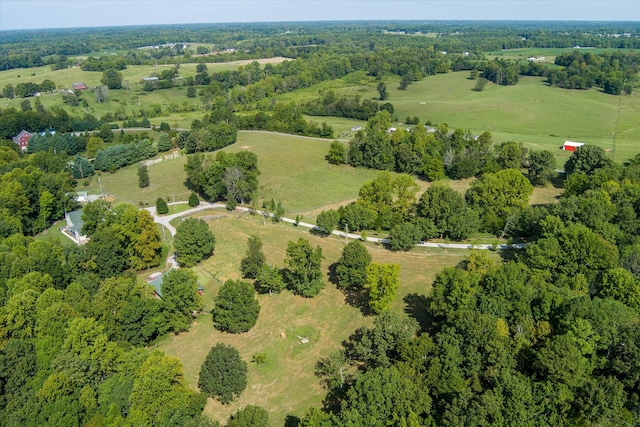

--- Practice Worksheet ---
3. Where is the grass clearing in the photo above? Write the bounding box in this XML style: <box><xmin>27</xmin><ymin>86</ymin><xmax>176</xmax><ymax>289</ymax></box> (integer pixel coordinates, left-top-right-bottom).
<box><xmin>155</xmin><ymin>211</ymin><xmax>471</xmax><ymax>426</ymax></box>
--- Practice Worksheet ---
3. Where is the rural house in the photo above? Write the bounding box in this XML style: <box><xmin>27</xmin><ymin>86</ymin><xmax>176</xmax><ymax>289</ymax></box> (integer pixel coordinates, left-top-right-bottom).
<box><xmin>12</xmin><ymin>130</ymin><xmax>33</xmax><ymax>151</ymax></box>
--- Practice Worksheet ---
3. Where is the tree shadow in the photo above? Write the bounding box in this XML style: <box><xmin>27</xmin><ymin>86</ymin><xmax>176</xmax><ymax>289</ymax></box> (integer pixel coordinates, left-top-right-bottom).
<box><xmin>343</xmin><ymin>288</ymin><xmax>374</xmax><ymax>316</ymax></box>
<box><xmin>327</xmin><ymin>262</ymin><xmax>338</xmax><ymax>285</ymax></box>
<box><xmin>284</xmin><ymin>415</ymin><xmax>300</xmax><ymax>427</ymax></box>
<box><xmin>403</xmin><ymin>293</ymin><xmax>433</xmax><ymax>333</ymax></box>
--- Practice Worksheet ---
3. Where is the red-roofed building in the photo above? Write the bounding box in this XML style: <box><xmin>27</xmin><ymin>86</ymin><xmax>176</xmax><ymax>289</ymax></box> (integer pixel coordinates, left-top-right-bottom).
<box><xmin>12</xmin><ymin>130</ymin><xmax>33</xmax><ymax>151</ymax></box>
<box><xmin>72</xmin><ymin>82</ymin><xmax>88</xmax><ymax>91</ymax></box>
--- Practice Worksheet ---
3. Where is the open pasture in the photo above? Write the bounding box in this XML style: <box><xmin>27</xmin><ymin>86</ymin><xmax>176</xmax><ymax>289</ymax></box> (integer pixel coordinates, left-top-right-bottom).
<box><xmin>156</xmin><ymin>211</ymin><xmax>471</xmax><ymax>426</ymax></box>
<box><xmin>386</xmin><ymin>71</ymin><xmax>640</xmax><ymax>164</ymax></box>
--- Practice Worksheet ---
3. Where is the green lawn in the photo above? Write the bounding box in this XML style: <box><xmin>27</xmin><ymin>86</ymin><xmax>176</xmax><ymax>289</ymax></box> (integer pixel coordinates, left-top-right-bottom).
<box><xmin>155</xmin><ymin>211</ymin><xmax>471</xmax><ymax>426</ymax></box>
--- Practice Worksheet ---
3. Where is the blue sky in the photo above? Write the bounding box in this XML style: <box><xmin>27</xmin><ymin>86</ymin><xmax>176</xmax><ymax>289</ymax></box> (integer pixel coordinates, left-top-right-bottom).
<box><xmin>1</xmin><ymin>1</ymin><xmax>639</xmax><ymax>30</ymax></box>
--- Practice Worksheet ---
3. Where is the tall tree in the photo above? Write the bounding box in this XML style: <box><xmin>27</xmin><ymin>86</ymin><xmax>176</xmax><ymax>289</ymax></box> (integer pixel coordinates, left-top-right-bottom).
<box><xmin>240</xmin><ymin>235</ymin><xmax>266</xmax><ymax>279</ymax></box>
<box><xmin>137</xmin><ymin>164</ymin><xmax>149</xmax><ymax>188</ymax></box>
<box><xmin>226</xmin><ymin>405</ymin><xmax>269</xmax><ymax>427</ymax></box>
<box><xmin>161</xmin><ymin>269</ymin><xmax>203</xmax><ymax>332</ymax></box>
<box><xmin>284</xmin><ymin>238</ymin><xmax>325</xmax><ymax>297</ymax></box>
<box><xmin>366</xmin><ymin>263</ymin><xmax>400</xmax><ymax>314</ymax></box>
<box><xmin>335</xmin><ymin>240</ymin><xmax>372</xmax><ymax>291</ymax></box>
<box><xmin>174</xmin><ymin>218</ymin><xmax>215</xmax><ymax>267</ymax></box>
<box><xmin>198</xmin><ymin>343</ymin><xmax>247</xmax><ymax>404</ymax></box>
<box><xmin>212</xmin><ymin>279</ymin><xmax>260</xmax><ymax>333</ymax></box>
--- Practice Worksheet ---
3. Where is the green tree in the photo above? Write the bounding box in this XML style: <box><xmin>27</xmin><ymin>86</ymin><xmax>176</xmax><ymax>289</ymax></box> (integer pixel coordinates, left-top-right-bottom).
<box><xmin>212</xmin><ymin>279</ymin><xmax>260</xmax><ymax>333</ymax></box>
<box><xmin>335</xmin><ymin>240</ymin><xmax>372</xmax><ymax>291</ymax></box>
<box><xmin>346</xmin><ymin>311</ymin><xmax>419</xmax><ymax>369</ymax></box>
<box><xmin>376</xmin><ymin>82</ymin><xmax>388</xmax><ymax>100</ymax></box>
<box><xmin>327</xmin><ymin>140</ymin><xmax>346</xmax><ymax>164</ymax></box>
<box><xmin>157</xmin><ymin>132</ymin><xmax>172</xmax><ymax>152</ymax></box>
<box><xmin>156</xmin><ymin>197</ymin><xmax>169</xmax><ymax>214</ymax></box>
<box><xmin>129</xmin><ymin>351</ymin><xmax>203</xmax><ymax>425</ymax></box>
<box><xmin>198</xmin><ymin>343</ymin><xmax>247</xmax><ymax>404</ymax></box>
<box><xmin>174</xmin><ymin>218</ymin><xmax>215</xmax><ymax>267</ymax></box>
<box><xmin>226</xmin><ymin>405</ymin><xmax>269</xmax><ymax>427</ymax></box>
<box><xmin>188</xmin><ymin>192</ymin><xmax>200</xmax><ymax>207</ymax></box>
<box><xmin>137</xmin><ymin>164</ymin><xmax>149</xmax><ymax>188</ymax></box>
<box><xmin>388</xmin><ymin>222</ymin><xmax>423</xmax><ymax>251</ymax></box>
<box><xmin>564</xmin><ymin>144</ymin><xmax>613</xmax><ymax>176</ymax></box>
<box><xmin>596</xmin><ymin>268</ymin><xmax>640</xmax><ymax>310</ymax></box>
<box><xmin>366</xmin><ymin>263</ymin><xmax>400</xmax><ymax>314</ymax></box>
<box><xmin>316</xmin><ymin>209</ymin><xmax>340</xmax><ymax>236</ymax></box>
<box><xmin>255</xmin><ymin>264</ymin><xmax>285</xmax><ymax>295</ymax></box>
<box><xmin>418</xmin><ymin>182</ymin><xmax>479</xmax><ymax>240</ymax></box>
<box><xmin>465</xmin><ymin>169</ymin><xmax>533</xmax><ymax>233</ymax></box>
<box><xmin>527</xmin><ymin>149</ymin><xmax>556</xmax><ymax>185</ymax></box>
<box><xmin>284</xmin><ymin>238</ymin><xmax>325</xmax><ymax>297</ymax></box>
<box><xmin>101</xmin><ymin>68</ymin><xmax>123</xmax><ymax>89</ymax></box>
<box><xmin>161</xmin><ymin>269</ymin><xmax>203</xmax><ymax>332</ymax></box>
<box><xmin>187</xmin><ymin>86</ymin><xmax>197</xmax><ymax>98</ymax></box>
<box><xmin>240</xmin><ymin>235</ymin><xmax>266</xmax><ymax>279</ymax></box>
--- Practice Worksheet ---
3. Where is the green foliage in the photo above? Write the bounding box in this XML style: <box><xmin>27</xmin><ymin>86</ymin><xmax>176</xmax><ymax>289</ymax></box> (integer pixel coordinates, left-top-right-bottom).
<box><xmin>137</xmin><ymin>164</ymin><xmax>149</xmax><ymax>188</ymax></box>
<box><xmin>565</xmin><ymin>144</ymin><xmax>613</xmax><ymax>176</ymax></box>
<box><xmin>326</xmin><ymin>140</ymin><xmax>346</xmax><ymax>165</ymax></box>
<box><xmin>316</xmin><ymin>209</ymin><xmax>340</xmax><ymax>236</ymax></box>
<box><xmin>174</xmin><ymin>218</ymin><xmax>215</xmax><ymax>267</ymax></box>
<box><xmin>94</xmin><ymin>139</ymin><xmax>157</xmax><ymax>172</ymax></box>
<box><xmin>100</xmin><ymin>68</ymin><xmax>123</xmax><ymax>89</ymax></box>
<box><xmin>465</xmin><ymin>168</ymin><xmax>533</xmax><ymax>233</ymax></box>
<box><xmin>212</xmin><ymin>279</ymin><xmax>260</xmax><ymax>333</ymax></box>
<box><xmin>226</xmin><ymin>405</ymin><xmax>270</xmax><ymax>427</ymax></box>
<box><xmin>418</xmin><ymin>182</ymin><xmax>479</xmax><ymax>240</ymax></box>
<box><xmin>162</xmin><ymin>269</ymin><xmax>203</xmax><ymax>332</ymax></box>
<box><xmin>240</xmin><ymin>235</ymin><xmax>266</xmax><ymax>279</ymax></box>
<box><xmin>388</xmin><ymin>222</ymin><xmax>423</xmax><ymax>251</ymax></box>
<box><xmin>157</xmin><ymin>132</ymin><xmax>173</xmax><ymax>152</ymax></box>
<box><xmin>188</xmin><ymin>192</ymin><xmax>200</xmax><ymax>207</ymax></box>
<box><xmin>284</xmin><ymin>238</ymin><xmax>324</xmax><ymax>297</ymax></box>
<box><xmin>335</xmin><ymin>240</ymin><xmax>372</xmax><ymax>291</ymax></box>
<box><xmin>198</xmin><ymin>343</ymin><xmax>247</xmax><ymax>404</ymax></box>
<box><xmin>155</xmin><ymin>197</ymin><xmax>169</xmax><ymax>214</ymax></box>
<box><xmin>527</xmin><ymin>149</ymin><xmax>556</xmax><ymax>185</ymax></box>
<box><xmin>255</xmin><ymin>264</ymin><xmax>285</xmax><ymax>295</ymax></box>
<box><xmin>366</xmin><ymin>263</ymin><xmax>400</xmax><ymax>314</ymax></box>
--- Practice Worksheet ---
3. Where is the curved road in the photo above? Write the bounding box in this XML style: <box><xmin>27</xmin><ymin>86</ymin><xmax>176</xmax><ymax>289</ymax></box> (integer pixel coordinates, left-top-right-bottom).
<box><xmin>146</xmin><ymin>203</ymin><xmax>525</xmax><ymax>266</ymax></box>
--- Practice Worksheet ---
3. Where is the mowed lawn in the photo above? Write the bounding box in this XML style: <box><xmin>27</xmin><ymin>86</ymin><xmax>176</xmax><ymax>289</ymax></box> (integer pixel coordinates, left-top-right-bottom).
<box><xmin>155</xmin><ymin>211</ymin><xmax>472</xmax><ymax>426</ymax></box>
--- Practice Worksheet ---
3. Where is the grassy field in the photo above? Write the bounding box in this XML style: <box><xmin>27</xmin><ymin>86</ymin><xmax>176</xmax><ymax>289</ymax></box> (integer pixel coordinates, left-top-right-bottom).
<box><xmin>484</xmin><ymin>47</ymin><xmax>638</xmax><ymax>63</ymax></box>
<box><xmin>83</xmin><ymin>130</ymin><xmax>561</xmax><ymax>216</ymax></box>
<box><xmin>155</xmin><ymin>211</ymin><xmax>473</xmax><ymax>426</ymax></box>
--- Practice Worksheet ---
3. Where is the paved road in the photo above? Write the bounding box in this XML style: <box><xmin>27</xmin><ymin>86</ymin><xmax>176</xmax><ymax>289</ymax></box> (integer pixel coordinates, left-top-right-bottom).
<box><xmin>146</xmin><ymin>203</ymin><xmax>525</xmax><ymax>255</ymax></box>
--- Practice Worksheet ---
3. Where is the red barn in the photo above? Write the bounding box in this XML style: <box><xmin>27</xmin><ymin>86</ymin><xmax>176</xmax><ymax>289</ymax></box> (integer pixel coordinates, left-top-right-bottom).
<box><xmin>563</xmin><ymin>141</ymin><xmax>585</xmax><ymax>152</ymax></box>
<box><xmin>12</xmin><ymin>130</ymin><xmax>33</xmax><ymax>151</ymax></box>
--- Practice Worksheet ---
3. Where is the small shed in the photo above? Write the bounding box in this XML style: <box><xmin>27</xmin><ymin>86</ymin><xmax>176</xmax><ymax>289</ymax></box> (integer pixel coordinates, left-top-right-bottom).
<box><xmin>563</xmin><ymin>141</ymin><xmax>585</xmax><ymax>152</ymax></box>
<box><xmin>72</xmin><ymin>82</ymin><xmax>88</xmax><ymax>91</ymax></box>
<box><xmin>351</xmin><ymin>126</ymin><xmax>362</xmax><ymax>132</ymax></box>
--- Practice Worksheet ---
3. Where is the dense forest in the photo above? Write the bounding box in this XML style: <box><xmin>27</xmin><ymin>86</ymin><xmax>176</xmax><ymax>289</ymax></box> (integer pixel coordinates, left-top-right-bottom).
<box><xmin>1</xmin><ymin>20</ymin><xmax>640</xmax><ymax>427</ymax></box>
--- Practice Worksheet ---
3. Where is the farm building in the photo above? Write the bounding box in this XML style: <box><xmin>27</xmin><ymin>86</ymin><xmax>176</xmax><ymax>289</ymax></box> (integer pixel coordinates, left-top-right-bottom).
<box><xmin>12</xmin><ymin>130</ymin><xmax>33</xmax><ymax>151</ymax></box>
<box><xmin>563</xmin><ymin>141</ymin><xmax>585</xmax><ymax>152</ymax></box>
<box><xmin>351</xmin><ymin>126</ymin><xmax>362</xmax><ymax>132</ymax></box>
<box><xmin>72</xmin><ymin>82</ymin><xmax>88</xmax><ymax>90</ymax></box>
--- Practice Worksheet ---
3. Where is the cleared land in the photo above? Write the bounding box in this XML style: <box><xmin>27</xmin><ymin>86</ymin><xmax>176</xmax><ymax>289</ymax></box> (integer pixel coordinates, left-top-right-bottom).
<box><xmin>155</xmin><ymin>211</ymin><xmax>474</xmax><ymax>426</ymax></box>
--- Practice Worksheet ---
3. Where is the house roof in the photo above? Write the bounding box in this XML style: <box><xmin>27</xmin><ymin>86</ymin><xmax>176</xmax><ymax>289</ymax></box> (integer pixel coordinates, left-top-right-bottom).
<box><xmin>67</xmin><ymin>209</ymin><xmax>85</xmax><ymax>235</ymax></box>
<box><xmin>12</xmin><ymin>130</ymin><xmax>32</xmax><ymax>144</ymax></box>
<box><xmin>148</xmin><ymin>274</ymin><xmax>164</xmax><ymax>297</ymax></box>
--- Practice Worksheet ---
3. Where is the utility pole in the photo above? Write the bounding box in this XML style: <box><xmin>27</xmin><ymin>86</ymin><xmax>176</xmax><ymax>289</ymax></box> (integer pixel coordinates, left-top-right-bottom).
<box><xmin>345</xmin><ymin>223</ymin><xmax>348</xmax><ymax>244</ymax></box>
<box><xmin>98</xmin><ymin>175</ymin><xmax>104</xmax><ymax>196</ymax></box>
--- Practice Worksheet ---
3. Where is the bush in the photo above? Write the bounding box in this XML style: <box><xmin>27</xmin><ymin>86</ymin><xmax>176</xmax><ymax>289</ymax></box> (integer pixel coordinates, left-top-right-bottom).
<box><xmin>156</xmin><ymin>197</ymin><xmax>169</xmax><ymax>214</ymax></box>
